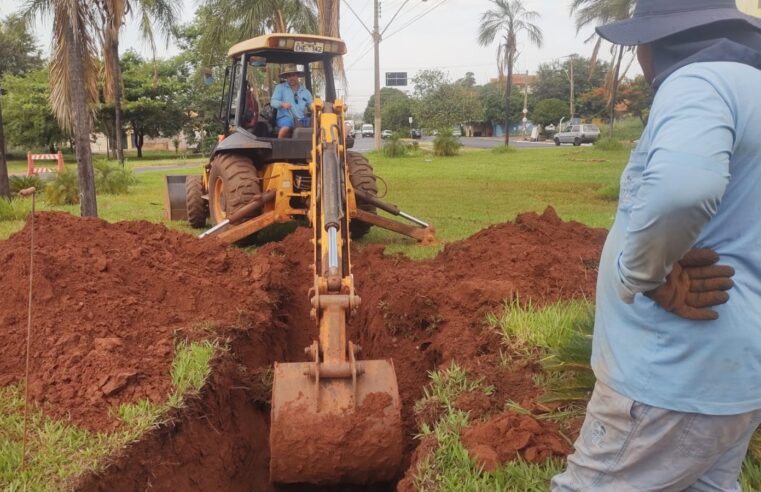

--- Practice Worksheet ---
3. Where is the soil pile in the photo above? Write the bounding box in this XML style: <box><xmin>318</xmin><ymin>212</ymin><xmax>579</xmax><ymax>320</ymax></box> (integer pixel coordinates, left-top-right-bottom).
<box><xmin>0</xmin><ymin>212</ymin><xmax>279</xmax><ymax>431</ymax></box>
<box><xmin>0</xmin><ymin>207</ymin><xmax>606</xmax><ymax>490</ymax></box>
<box><xmin>461</xmin><ymin>410</ymin><xmax>572</xmax><ymax>472</ymax></box>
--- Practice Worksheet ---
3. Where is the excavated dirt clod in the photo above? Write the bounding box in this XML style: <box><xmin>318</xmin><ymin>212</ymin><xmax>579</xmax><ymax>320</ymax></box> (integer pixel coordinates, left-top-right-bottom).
<box><xmin>0</xmin><ymin>207</ymin><xmax>606</xmax><ymax>490</ymax></box>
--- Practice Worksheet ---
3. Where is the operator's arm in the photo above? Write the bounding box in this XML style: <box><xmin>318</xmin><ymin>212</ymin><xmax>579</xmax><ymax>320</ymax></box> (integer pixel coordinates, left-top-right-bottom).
<box><xmin>271</xmin><ymin>83</ymin><xmax>286</xmax><ymax>109</ymax></box>
<box><xmin>615</xmin><ymin>70</ymin><xmax>733</xmax><ymax>303</ymax></box>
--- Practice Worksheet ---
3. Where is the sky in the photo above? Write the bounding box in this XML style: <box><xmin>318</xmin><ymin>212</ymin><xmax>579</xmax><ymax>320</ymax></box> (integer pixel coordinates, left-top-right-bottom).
<box><xmin>0</xmin><ymin>0</ymin><xmax>641</xmax><ymax>113</ymax></box>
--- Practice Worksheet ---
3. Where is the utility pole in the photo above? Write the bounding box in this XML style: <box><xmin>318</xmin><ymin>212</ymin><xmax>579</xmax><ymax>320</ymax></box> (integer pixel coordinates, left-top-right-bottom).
<box><xmin>522</xmin><ymin>71</ymin><xmax>528</xmax><ymax>138</ymax></box>
<box><xmin>569</xmin><ymin>56</ymin><xmax>575</xmax><ymax>119</ymax></box>
<box><xmin>0</xmin><ymin>86</ymin><xmax>10</xmax><ymax>200</ymax></box>
<box><xmin>373</xmin><ymin>0</ymin><xmax>382</xmax><ymax>151</ymax></box>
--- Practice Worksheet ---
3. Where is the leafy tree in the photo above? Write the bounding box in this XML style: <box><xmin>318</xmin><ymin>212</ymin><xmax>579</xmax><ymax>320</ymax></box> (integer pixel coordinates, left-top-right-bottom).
<box><xmin>456</xmin><ymin>72</ymin><xmax>477</xmax><ymax>88</ymax></box>
<box><xmin>94</xmin><ymin>0</ymin><xmax>180</xmax><ymax>165</ymax></box>
<box><xmin>619</xmin><ymin>75</ymin><xmax>652</xmax><ymax>125</ymax></box>
<box><xmin>479</xmin><ymin>82</ymin><xmax>535</xmax><ymax>132</ymax></box>
<box><xmin>413</xmin><ymin>83</ymin><xmax>483</xmax><ymax>131</ymax></box>
<box><xmin>478</xmin><ymin>0</ymin><xmax>543</xmax><ymax>145</ymax></box>
<box><xmin>533</xmin><ymin>56</ymin><xmax>609</xmax><ymax>105</ymax></box>
<box><xmin>2</xmin><ymin>69</ymin><xmax>66</xmax><ymax>151</ymax></box>
<box><xmin>411</xmin><ymin>69</ymin><xmax>449</xmax><ymax>98</ymax></box>
<box><xmin>577</xmin><ymin>86</ymin><xmax>608</xmax><ymax>120</ymax></box>
<box><xmin>363</xmin><ymin>88</ymin><xmax>411</xmax><ymax>131</ymax></box>
<box><xmin>531</xmin><ymin>98</ymin><xmax>568</xmax><ymax>130</ymax></box>
<box><xmin>24</xmin><ymin>0</ymin><xmax>100</xmax><ymax>217</ymax></box>
<box><xmin>121</xmin><ymin>52</ymin><xmax>185</xmax><ymax>157</ymax></box>
<box><xmin>0</xmin><ymin>13</ymin><xmax>43</xmax><ymax>200</ymax></box>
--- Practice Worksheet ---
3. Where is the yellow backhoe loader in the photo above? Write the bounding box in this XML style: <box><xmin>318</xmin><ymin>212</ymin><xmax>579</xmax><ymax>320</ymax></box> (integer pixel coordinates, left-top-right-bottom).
<box><xmin>165</xmin><ymin>34</ymin><xmax>435</xmax><ymax>484</ymax></box>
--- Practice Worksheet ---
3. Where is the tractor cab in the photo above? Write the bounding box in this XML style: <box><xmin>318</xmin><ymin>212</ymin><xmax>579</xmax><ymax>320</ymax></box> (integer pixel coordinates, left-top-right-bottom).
<box><xmin>215</xmin><ymin>34</ymin><xmax>353</xmax><ymax>163</ymax></box>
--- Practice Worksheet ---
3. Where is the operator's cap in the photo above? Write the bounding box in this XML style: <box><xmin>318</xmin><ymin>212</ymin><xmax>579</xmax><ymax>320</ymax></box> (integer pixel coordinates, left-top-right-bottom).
<box><xmin>279</xmin><ymin>64</ymin><xmax>305</xmax><ymax>78</ymax></box>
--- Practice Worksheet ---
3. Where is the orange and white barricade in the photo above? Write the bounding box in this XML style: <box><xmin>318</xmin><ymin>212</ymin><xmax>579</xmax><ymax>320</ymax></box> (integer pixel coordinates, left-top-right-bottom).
<box><xmin>27</xmin><ymin>151</ymin><xmax>65</xmax><ymax>176</ymax></box>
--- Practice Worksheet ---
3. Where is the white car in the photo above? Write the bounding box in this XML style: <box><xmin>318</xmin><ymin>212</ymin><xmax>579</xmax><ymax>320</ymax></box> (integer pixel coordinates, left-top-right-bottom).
<box><xmin>381</xmin><ymin>130</ymin><xmax>393</xmax><ymax>139</ymax></box>
<box><xmin>361</xmin><ymin>124</ymin><xmax>374</xmax><ymax>137</ymax></box>
<box><xmin>553</xmin><ymin>124</ymin><xmax>601</xmax><ymax>146</ymax></box>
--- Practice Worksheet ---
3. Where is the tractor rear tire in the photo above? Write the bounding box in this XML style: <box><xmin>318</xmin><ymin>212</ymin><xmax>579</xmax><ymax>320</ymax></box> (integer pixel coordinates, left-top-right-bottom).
<box><xmin>208</xmin><ymin>153</ymin><xmax>261</xmax><ymax>226</ymax></box>
<box><xmin>348</xmin><ymin>151</ymin><xmax>377</xmax><ymax>239</ymax></box>
<box><xmin>185</xmin><ymin>175</ymin><xmax>208</xmax><ymax>228</ymax></box>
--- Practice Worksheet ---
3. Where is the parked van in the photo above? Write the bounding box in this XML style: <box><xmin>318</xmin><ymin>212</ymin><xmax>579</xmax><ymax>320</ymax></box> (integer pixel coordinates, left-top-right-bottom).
<box><xmin>361</xmin><ymin>124</ymin><xmax>374</xmax><ymax>137</ymax></box>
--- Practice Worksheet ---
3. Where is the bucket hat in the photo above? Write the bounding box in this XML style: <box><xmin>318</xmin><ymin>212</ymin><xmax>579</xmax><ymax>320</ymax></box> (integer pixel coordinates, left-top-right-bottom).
<box><xmin>279</xmin><ymin>64</ymin><xmax>304</xmax><ymax>78</ymax></box>
<box><xmin>596</xmin><ymin>0</ymin><xmax>761</xmax><ymax>46</ymax></box>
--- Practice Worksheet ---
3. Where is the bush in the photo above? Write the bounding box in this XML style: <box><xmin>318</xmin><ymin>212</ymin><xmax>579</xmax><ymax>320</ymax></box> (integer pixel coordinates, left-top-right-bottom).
<box><xmin>9</xmin><ymin>175</ymin><xmax>44</xmax><ymax>195</ymax></box>
<box><xmin>432</xmin><ymin>128</ymin><xmax>462</xmax><ymax>157</ymax></box>
<box><xmin>594</xmin><ymin>137</ymin><xmax>624</xmax><ymax>151</ymax></box>
<box><xmin>491</xmin><ymin>144</ymin><xmax>516</xmax><ymax>154</ymax></box>
<box><xmin>44</xmin><ymin>170</ymin><xmax>80</xmax><ymax>205</ymax></box>
<box><xmin>0</xmin><ymin>197</ymin><xmax>32</xmax><ymax>221</ymax></box>
<box><xmin>382</xmin><ymin>134</ymin><xmax>407</xmax><ymax>158</ymax></box>
<box><xmin>94</xmin><ymin>161</ymin><xmax>137</xmax><ymax>194</ymax></box>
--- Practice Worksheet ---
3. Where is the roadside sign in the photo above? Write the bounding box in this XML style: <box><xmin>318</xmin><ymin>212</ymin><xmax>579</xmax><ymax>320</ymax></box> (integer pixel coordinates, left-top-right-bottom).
<box><xmin>385</xmin><ymin>72</ymin><xmax>408</xmax><ymax>87</ymax></box>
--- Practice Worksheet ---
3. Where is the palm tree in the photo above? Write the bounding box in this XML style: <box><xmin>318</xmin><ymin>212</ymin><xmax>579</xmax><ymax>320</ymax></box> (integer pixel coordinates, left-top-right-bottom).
<box><xmin>94</xmin><ymin>0</ymin><xmax>179</xmax><ymax>165</ymax></box>
<box><xmin>24</xmin><ymin>0</ymin><xmax>99</xmax><ymax>216</ymax></box>
<box><xmin>570</xmin><ymin>0</ymin><xmax>635</xmax><ymax>137</ymax></box>
<box><xmin>478</xmin><ymin>0</ymin><xmax>543</xmax><ymax>145</ymax></box>
<box><xmin>200</xmin><ymin>0</ymin><xmax>317</xmax><ymax>54</ymax></box>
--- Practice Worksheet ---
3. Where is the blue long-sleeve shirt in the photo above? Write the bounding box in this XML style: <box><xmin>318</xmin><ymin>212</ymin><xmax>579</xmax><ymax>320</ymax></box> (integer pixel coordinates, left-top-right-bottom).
<box><xmin>593</xmin><ymin>62</ymin><xmax>761</xmax><ymax>415</ymax></box>
<box><xmin>271</xmin><ymin>82</ymin><xmax>312</xmax><ymax>120</ymax></box>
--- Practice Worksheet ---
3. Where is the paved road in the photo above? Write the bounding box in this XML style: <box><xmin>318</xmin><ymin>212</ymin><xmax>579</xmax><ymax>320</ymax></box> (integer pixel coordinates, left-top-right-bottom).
<box><xmin>350</xmin><ymin>135</ymin><xmax>557</xmax><ymax>153</ymax></box>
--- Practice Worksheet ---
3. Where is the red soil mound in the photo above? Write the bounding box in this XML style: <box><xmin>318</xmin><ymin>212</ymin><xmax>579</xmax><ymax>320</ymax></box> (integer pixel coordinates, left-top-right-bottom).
<box><xmin>0</xmin><ymin>212</ymin><xmax>277</xmax><ymax>431</ymax></box>
<box><xmin>1</xmin><ymin>207</ymin><xmax>605</xmax><ymax>490</ymax></box>
<box><xmin>461</xmin><ymin>410</ymin><xmax>572</xmax><ymax>472</ymax></box>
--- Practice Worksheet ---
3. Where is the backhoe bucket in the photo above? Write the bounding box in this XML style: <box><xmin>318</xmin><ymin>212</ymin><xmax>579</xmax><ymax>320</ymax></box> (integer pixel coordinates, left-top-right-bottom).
<box><xmin>269</xmin><ymin>358</ymin><xmax>403</xmax><ymax>485</ymax></box>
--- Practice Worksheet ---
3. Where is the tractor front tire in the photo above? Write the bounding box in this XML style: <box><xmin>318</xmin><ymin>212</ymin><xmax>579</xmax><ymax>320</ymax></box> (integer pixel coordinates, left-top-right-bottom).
<box><xmin>208</xmin><ymin>153</ymin><xmax>261</xmax><ymax>226</ymax></box>
<box><xmin>185</xmin><ymin>175</ymin><xmax>208</xmax><ymax>229</ymax></box>
<box><xmin>348</xmin><ymin>151</ymin><xmax>378</xmax><ymax>239</ymax></box>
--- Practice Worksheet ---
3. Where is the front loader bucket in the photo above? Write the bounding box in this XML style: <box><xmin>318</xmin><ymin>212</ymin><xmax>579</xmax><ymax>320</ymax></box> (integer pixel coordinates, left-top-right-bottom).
<box><xmin>269</xmin><ymin>358</ymin><xmax>403</xmax><ymax>485</ymax></box>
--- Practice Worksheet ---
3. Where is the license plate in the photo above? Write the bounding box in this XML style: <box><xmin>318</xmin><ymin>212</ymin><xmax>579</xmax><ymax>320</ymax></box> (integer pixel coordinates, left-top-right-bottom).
<box><xmin>294</xmin><ymin>41</ymin><xmax>323</xmax><ymax>53</ymax></box>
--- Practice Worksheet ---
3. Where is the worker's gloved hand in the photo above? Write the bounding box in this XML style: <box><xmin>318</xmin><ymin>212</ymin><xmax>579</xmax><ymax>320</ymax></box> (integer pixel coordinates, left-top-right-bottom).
<box><xmin>645</xmin><ymin>248</ymin><xmax>735</xmax><ymax>320</ymax></box>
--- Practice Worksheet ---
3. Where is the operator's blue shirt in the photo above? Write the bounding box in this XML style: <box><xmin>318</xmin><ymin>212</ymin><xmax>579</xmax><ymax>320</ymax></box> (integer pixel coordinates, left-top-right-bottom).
<box><xmin>593</xmin><ymin>62</ymin><xmax>761</xmax><ymax>415</ymax></box>
<box><xmin>271</xmin><ymin>81</ymin><xmax>312</xmax><ymax>120</ymax></box>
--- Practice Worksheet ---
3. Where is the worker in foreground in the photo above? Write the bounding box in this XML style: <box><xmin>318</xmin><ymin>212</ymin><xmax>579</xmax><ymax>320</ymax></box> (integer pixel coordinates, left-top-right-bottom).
<box><xmin>552</xmin><ymin>0</ymin><xmax>761</xmax><ymax>489</ymax></box>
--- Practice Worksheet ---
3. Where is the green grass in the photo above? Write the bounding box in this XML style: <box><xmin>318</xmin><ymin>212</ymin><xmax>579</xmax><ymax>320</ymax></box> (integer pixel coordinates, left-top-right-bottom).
<box><xmin>411</xmin><ymin>364</ymin><xmax>564</xmax><ymax>491</ymax></box>
<box><xmin>487</xmin><ymin>298</ymin><xmax>594</xmax><ymax>353</ymax></box>
<box><xmin>359</xmin><ymin>146</ymin><xmax>627</xmax><ymax>258</ymax></box>
<box><xmin>0</xmin><ymin>340</ymin><xmax>218</xmax><ymax>491</ymax></box>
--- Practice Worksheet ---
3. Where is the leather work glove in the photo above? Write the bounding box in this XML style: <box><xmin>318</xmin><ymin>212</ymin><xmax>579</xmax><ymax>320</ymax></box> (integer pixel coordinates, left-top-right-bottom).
<box><xmin>645</xmin><ymin>248</ymin><xmax>735</xmax><ymax>321</ymax></box>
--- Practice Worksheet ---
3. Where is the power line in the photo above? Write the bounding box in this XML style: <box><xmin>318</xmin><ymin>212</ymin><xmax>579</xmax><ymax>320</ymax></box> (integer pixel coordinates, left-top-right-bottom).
<box><xmin>384</xmin><ymin>0</ymin><xmax>449</xmax><ymax>40</ymax></box>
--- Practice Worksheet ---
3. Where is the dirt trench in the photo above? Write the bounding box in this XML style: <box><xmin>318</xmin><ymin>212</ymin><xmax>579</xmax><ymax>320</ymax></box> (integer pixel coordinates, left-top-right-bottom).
<box><xmin>0</xmin><ymin>209</ymin><xmax>605</xmax><ymax>490</ymax></box>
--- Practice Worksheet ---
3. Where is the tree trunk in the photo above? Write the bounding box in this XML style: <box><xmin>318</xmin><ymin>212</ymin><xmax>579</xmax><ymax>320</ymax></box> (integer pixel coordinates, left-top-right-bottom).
<box><xmin>64</xmin><ymin>24</ymin><xmax>98</xmax><ymax>217</ymax></box>
<box><xmin>503</xmin><ymin>41</ymin><xmax>514</xmax><ymax>146</ymax></box>
<box><xmin>0</xmin><ymin>97</ymin><xmax>10</xmax><ymax>201</ymax></box>
<box><xmin>608</xmin><ymin>45</ymin><xmax>624</xmax><ymax>138</ymax></box>
<box><xmin>136</xmin><ymin>131</ymin><xmax>144</xmax><ymax>158</ymax></box>
<box><xmin>107</xmin><ymin>34</ymin><xmax>125</xmax><ymax>166</ymax></box>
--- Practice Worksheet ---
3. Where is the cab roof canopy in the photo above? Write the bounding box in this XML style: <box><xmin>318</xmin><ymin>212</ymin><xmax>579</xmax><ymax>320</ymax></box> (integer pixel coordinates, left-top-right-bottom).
<box><xmin>227</xmin><ymin>33</ymin><xmax>347</xmax><ymax>63</ymax></box>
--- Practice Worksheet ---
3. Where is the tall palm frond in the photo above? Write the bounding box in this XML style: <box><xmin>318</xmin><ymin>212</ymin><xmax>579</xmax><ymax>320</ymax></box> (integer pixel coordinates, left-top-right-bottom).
<box><xmin>24</xmin><ymin>0</ymin><xmax>99</xmax><ymax>133</ymax></box>
<box><xmin>570</xmin><ymin>0</ymin><xmax>635</xmax><ymax>136</ymax></box>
